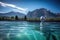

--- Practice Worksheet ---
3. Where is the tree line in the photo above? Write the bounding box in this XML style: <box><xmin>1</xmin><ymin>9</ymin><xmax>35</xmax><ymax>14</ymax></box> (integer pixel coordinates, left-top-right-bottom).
<box><xmin>0</xmin><ymin>15</ymin><xmax>27</xmax><ymax>21</ymax></box>
<box><xmin>0</xmin><ymin>15</ymin><xmax>60</xmax><ymax>22</ymax></box>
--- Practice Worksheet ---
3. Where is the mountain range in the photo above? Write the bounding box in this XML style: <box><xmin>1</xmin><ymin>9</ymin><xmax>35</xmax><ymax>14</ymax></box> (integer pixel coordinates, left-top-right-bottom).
<box><xmin>27</xmin><ymin>8</ymin><xmax>60</xmax><ymax>18</ymax></box>
<box><xmin>0</xmin><ymin>11</ymin><xmax>25</xmax><ymax>18</ymax></box>
<box><xmin>0</xmin><ymin>8</ymin><xmax>60</xmax><ymax>18</ymax></box>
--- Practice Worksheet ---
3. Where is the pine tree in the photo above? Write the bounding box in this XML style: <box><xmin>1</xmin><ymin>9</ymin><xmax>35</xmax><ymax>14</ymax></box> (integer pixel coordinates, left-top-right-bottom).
<box><xmin>15</xmin><ymin>15</ymin><xmax>18</xmax><ymax>20</ymax></box>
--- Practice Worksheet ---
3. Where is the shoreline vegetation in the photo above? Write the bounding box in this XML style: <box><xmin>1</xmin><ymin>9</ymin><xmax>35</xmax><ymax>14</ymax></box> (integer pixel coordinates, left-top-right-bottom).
<box><xmin>0</xmin><ymin>16</ymin><xmax>60</xmax><ymax>22</ymax></box>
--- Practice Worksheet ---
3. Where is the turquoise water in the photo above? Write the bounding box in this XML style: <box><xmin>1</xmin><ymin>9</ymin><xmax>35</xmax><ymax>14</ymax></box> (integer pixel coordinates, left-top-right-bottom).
<box><xmin>0</xmin><ymin>21</ymin><xmax>60</xmax><ymax>40</ymax></box>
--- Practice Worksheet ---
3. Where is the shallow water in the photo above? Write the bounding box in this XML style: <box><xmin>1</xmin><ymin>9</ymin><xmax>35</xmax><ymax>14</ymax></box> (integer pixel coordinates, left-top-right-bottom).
<box><xmin>0</xmin><ymin>21</ymin><xmax>60</xmax><ymax>40</ymax></box>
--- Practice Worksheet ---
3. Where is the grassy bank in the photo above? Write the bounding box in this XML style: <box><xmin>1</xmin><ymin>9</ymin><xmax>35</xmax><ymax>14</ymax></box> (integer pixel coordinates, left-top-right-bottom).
<box><xmin>0</xmin><ymin>16</ymin><xmax>60</xmax><ymax>22</ymax></box>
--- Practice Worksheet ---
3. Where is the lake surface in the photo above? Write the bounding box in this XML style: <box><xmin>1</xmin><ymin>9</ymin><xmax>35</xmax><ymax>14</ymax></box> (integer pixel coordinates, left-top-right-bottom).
<box><xmin>0</xmin><ymin>21</ymin><xmax>60</xmax><ymax>40</ymax></box>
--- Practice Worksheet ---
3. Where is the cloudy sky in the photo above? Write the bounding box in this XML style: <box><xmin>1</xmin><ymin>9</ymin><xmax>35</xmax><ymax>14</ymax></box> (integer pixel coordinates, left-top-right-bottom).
<box><xmin>0</xmin><ymin>0</ymin><xmax>60</xmax><ymax>14</ymax></box>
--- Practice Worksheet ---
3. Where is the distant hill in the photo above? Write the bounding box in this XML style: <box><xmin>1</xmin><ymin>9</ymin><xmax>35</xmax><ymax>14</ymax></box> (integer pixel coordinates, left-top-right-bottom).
<box><xmin>0</xmin><ymin>8</ymin><xmax>60</xmax><ymax>19</ymax></box>
<box><xmin>0</xmin><ymin>11</ymin><xmax>25</xmax><ymax>18</ymax></box>
<box><xmin>27</xmin><ymin>8</ymin><xmax>59</xmax><ymax>18</ymax></box>
<box><xmin>55</xmin><ymin>13</ymin><xmax>60</xmax><ymax>17</ymax></box>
